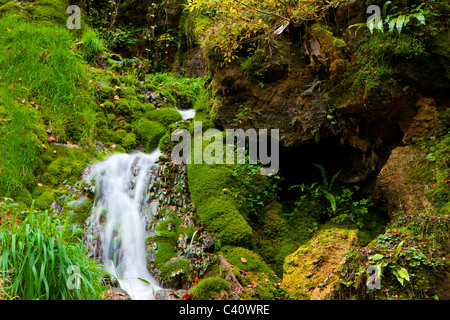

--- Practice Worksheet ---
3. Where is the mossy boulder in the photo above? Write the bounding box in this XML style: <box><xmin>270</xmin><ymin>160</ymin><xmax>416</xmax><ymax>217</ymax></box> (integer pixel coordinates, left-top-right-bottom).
<box><xmin>120</xmin><ymin>132</ymin><xmax>137</xmax><ymax>150</ymax></box>
<box><xmin>34</xmin><ymin>189</ymin><xmax>54</xmax><ymax>210</ymax></box>
<box><xmin>221</xmin><ymin>246</ymin><xmax>273</xmax><ymax>276</ymax></box>
<box><xmin>189</xmin><ymin>278</ymin><xmax>230</xmax><ymax>300</ymax></box>
<box><xmin>282</xmin><ymin>228</ymin><xmax>358</xmax><ymax>300</ymax></box>
<box><xmin>187</xmin><ymin>164</ymin><xmax>253</xmax><ymax>248</ymax></box>
<box><xmin>134</xmin><ymin>118</ymin><xmax>166</xmax><ymax>152</ymax></box>
<box><xmin>43</xmin><ymin>146</ymin><xmax>91</xmax><ymax>187</ymax></box>
<box><xmin>13</xmin><ymin>188</ymin><xmax>33</xmax><ymax>207</ymax></box>
<box><xmin>97</xmin><ymin>85</ymin><xmax>117</xmax><ymax>101</ymax></box>
<box><xmin>114</xmin><ymin>100</ymin><xmax>131</xmax><ymax>119</ymax></box>
<box><xmin>66</xmin><ymin>197</ymin><xmax>93</xmax><ymax>226</ymax></box>
<box><xmin>144</xmin><ymin>108</ymin><xmax>183</xmax><ymax>126</ymax></box>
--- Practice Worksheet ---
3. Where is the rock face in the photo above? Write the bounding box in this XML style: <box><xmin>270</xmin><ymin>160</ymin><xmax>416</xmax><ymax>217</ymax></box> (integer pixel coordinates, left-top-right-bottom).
<box><xmin>402</xmin><ymin>97</ymin><xmax>446</xmax><ymax>145</ymax></box>
<box><xmin>374</xmin><ymin>145</ymin><xmax>435</xmax><ymax>217</ymax></box>
<box><xmin>212</xmin><ymin>51</ymin><xmax>321</xmax><ymax>147</ymax></box>
<box><xmin>282</xmin><ymin>228</ymin><xmax>358</xmax><ymax>300</ymax></box>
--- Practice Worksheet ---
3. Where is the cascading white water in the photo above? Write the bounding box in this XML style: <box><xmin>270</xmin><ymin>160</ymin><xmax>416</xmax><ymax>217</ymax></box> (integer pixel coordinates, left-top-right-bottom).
<box><xmin>176</xmin><ymin>107</ymin><xmax>195</xmax><ymax>120</ymax></box>
<box><xmin>88</xmin><ymin>150</ymin><xmax>162</xmax><ymax>300</ymax></box>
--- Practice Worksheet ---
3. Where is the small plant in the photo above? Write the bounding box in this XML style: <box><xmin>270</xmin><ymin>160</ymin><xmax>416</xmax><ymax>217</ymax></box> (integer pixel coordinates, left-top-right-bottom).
<box><xmin>80</xmin><ymin>29</ymin><xmax>104</xmax><ymax>63</ymax></box>
<box><xmin>0</xmin><ymin>203</ymin><xmax>106</xmax><ymax>300</ymax></box>
<box><xmin>350</xmin><ymin>0</ymin><xmax>434</xmax><ymax>34</ymax></box>
<box><xmin>290</xmin><ymin>164</ymin><xmax>372</xmax><ymax>228</ymax></box>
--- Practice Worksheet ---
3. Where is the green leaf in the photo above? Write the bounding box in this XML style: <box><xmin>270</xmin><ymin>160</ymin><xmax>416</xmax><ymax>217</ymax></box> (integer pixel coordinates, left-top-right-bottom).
<box><xmin>382</xmin><ymin>1</ymin><xmax>392</xmax><ymax>16</ymax></box>
<box><xmin>414</xmin><ymin>12</ymin><xmax>426</xmax><ymax>25</ymax></box>
<box><xmin>369</xmin><ymin>254</ymin><xmax>384</xmax><ymax>261</ymax></box>
<box><xmin>388</xmin><ymin>18</ymin><xmax>397</xmax><ymax>32</ymax></box>
<box><xmin>398</xmin><ymin>267</ymin><xmax>410</xmax><ymax>281</ymax></box>
<box><xmin>393</xmin><ymin>267</ymin><xmax>410</xmax><ymax>285</ymax></box>
<box><xmin>395</xmin><ymin>240</ymin><xmax>405</xmax><ymax>257</ymax></box>
<box><xmin>377</xmin><ymin>18</ymin><xmax>384</xmax><ymax>33</ymax></box>
<box><xmin>396</xmin><ymin>15</ymin><xmax>406</xmax><ymax>33</ymax></box>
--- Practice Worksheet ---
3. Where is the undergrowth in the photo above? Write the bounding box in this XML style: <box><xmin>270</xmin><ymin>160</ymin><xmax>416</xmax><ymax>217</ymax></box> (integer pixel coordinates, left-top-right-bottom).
<box><xmin>0</xmin><ymin>204</ymin><xmax>106</xmax><ymax>300</ymax></box>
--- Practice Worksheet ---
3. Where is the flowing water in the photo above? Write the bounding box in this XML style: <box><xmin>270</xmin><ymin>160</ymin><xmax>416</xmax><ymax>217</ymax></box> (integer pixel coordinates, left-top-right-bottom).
<box><xmin>86</xmin><ymin>150</ymin><xmax>163</xmax><ymax>299</ymax></box>
<box><xmin>177</xmin><ymin>107</ymin><xmax>195</xmax><ymax>120</ymax></box>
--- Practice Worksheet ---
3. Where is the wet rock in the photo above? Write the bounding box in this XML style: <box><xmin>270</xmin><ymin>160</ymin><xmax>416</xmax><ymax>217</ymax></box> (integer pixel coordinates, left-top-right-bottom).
<box><xmin>103</xmin><ymin>287</ymin><xmax>131</xmax><ymax>300</ymax></box>
<box><xmin>51</xmin><ymin>200</ymin><xmax>63</xmax><ymax>213</ymax></box>
<box><xmin>154</xmin><ymin>289</ymin><xmax>187</xmax><ymax>300</ymax></box>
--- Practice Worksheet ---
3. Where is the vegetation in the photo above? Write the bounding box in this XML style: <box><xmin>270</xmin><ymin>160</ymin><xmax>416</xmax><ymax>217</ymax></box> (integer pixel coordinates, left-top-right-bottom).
<box><xmin>0</xmin><ymin>0</ymin><xmax>448</xmax><ymax>302</ymax></box>
<box><xmin>0</xmin><ymin>206</ymin><xmax>105</xmax><ymax>300</ymax></box>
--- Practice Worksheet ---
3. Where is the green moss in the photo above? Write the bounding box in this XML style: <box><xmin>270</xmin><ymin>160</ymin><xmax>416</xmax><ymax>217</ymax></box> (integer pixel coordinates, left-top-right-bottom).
<box><xmin>187</xmin><ymin>164</ymin><xmax>232</xmax><ymax>208</ymax></box>
<box><xmin>160</xmin><ymin>257</ymin><xmax>191</xmax><ymax>286</ymax></box>
<box><xmin>114</xmin><ymin>100</ymin><xmax>131</xmax><ymax>119</ymax></box>
<box><xmin>282</xmin><ymin>227</ymin><xmax>358</xmax><ymax>300</ymax></box>
<box><xmin>97</xmin><ymin>85</ymin><xmax>116</xmax><ymax>101</ymax></box>
<box><xmin>188</xmin><ymin>160</ymin><xmax>255</xmax><ymax>248</ymax></box>
<box><xmin>66</xmin><ymin>197</ymin><xmax>93</xmax><ymax>226</ymax></box>
<box><xmin>151</xmin><ymin>230</ymin><xmax>178</xmax><ymax>246</ymax></box>
<box><xmin>198</xmin><ymin>195</ymin><xmax>236</xmax><ymax>223</ymax></box>
<box><xmin>102</xmin><ymin>100</ymin><xmax>114</xmax><ymax>113</ymax></box>
<box><xmin>180</xmin><ymin>11</ymin><xmax>211</xmax><ymax>43</ymax></box>
<box><xmin>158</xmin><ymin>122</ymin><xmax>189</xmax><ymax>153</ymax></box>
<box><xmin>35</xmin><ymin>189</ymin><xmax>54</xmax><ymax>210</ymax></box>
<box><xmin>12</xmin><ymin>188</ymin><xmax>33</xmax><ymax>207</ymax></box>
<box><xmin>43</xmin><ymin>147</ymin><xmax>91</xmax><ymax>186</ymax></box>
<box><xmin>144</xmin><ymin>108</ymin><xmax>182</xmax><ymax>126</ymax></box>
<box><xmin>134</xmin><ymin>118</ymin><xmax>166</xmax><ymax>152</ymax></box>
<box><xmin>97</xmin><ymin>127</ymin><xmax>116</xmax><ymax>143</ymax></box>
<box><xmin>189</xmin><ymin>278</ymin><xmax>230</xmax><ymax>300</ymax></box>
<box><xmin>118</xmin><ymin>87</ymin><xmax>136</xmax><ymax>99</ymax></box>
<box><xmin>0</xmin><ymin>1</ymin><xmax>30</xmax><ymax>19</ymax></box>
<box><xmin>214</xmin><ymin>211</ymin><xmax>253</xmax><ymax>248</ymax></box>
<box><xmin>154</xmin><ymin>241</ymin><xmax>177</xmax><ymax>265</ymax></box>
<box><xmin>121</xmin><ymin>133</ymin><xmax>136</xmax><ymax>150</ymax></box>
<box><xmin>222</xmin><ymin>246</ymin><xmax>273</xmax><ymax>275</ymax></box>
<box><xmin>309</xmin><ymin>23</ymin><xmax>346</xmax><ymax>60</ymax></box>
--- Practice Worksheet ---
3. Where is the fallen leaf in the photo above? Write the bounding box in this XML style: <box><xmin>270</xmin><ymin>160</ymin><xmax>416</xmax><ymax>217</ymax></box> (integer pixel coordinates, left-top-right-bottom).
<box><xmin>181</xmin><ymin>293</ymin><xmax>194</xmax><ymax>300</ymax></box>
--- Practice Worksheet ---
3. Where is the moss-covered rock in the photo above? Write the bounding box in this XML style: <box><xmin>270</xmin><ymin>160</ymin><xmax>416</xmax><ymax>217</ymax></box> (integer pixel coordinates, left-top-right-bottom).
<box><xmin>145</xmin><ymin>108</ymin><xmax>183</xmax><ymax>126</ymax></box>
<box><xmin>148</xmin><ymin>212</ymin><xmax>192</xmax><ymax>288</ymax></box>
<box><xmin>12</xmin><ymin>187</ymin><xmax>33</xmax><ymax>207</ymax></box>
<box><xmin>189</xmin><ymin>278</ymin><xmax>230</xmax><ymax>300</ymax></box>
<box><xmin>134</xmin><ymin>118</ymin><xmax>166</xmax><ymax>152</ymax></box>
<box><xmin>34</xmin><ymin>189</ymin><xmax>54</xmax><ymax>210</ymax></box>
<box><xmin>187</xmin><ymin>164</ymin><xmax>253</xmax><ymax>248</ymax></box>
<box><xmin>282</xmin><ymin>227</ymin><xmax>358</xmax><ymax>300</ymax></box>
<box><xmin>43</xmin><ymin>146</ymin><xmax>91</xmax><ymax>187</ymax></box>
<box><xmin>221</xmin><ymin>246</ymin><xmax>273</xmax><ymax>275</ymax></box>
<box><xmin>120</xmin><ymin>132</ymin><xmax>137</xmax><ymax>150</ymax></box>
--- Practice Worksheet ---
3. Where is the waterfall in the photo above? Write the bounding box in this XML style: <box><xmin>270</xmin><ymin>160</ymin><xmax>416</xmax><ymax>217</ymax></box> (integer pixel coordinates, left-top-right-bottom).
<box><xmin>176</xmin><ymin>107</ymin><xmax>195</xmax><ymax>120</ymax></box>
<box><xmin>86</xmin><ymin>150</ymin><xmax>162</xmax><ymax>300</ymax></box>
